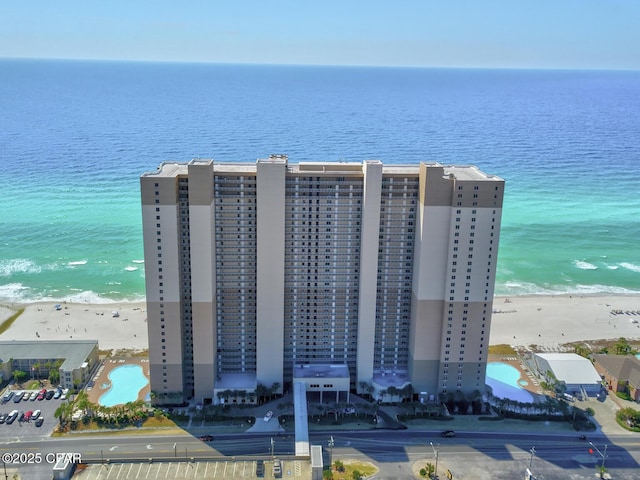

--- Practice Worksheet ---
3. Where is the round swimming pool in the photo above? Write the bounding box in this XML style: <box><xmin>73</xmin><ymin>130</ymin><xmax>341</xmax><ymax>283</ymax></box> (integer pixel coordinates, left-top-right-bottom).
<box><xmin>99</xmin><ymin>364</ymin><xmax>149</xmax><ymax>407</ymax></box>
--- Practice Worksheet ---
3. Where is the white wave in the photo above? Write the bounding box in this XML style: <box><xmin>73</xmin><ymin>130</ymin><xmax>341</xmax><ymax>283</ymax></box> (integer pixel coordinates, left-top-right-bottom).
<box><xmin>132</xmin><ymin>259</ymin><xmax>145</xmax><ymax>264</ymax></box>
<box><xmin>62</xmin><ymin>291</ymin><xmax>118</xmax><ymax>304</ymax></box>
<box><xmin>0</xmin><ymin>284</ymin><xmax>146</xmax><ymax>304</ymax></box>
<box><xmin>124</xmin><ymin>266</ymin><xmax>138</xmax><ymax>272</ymax></box>
<box><xmin>0</xmin><ymin>259</ymin><xmax>42</xmax><ymax>277</ymax></box>
<box><xmin>0</xmin><ymin>283</ymin><xmax>32</xmax><ymax>302</ymax></box>
<box><xmin>495</xmin><ymin>281</ymin><xmax>640</xmax><ymax>297</ymax></box>
<box><xmin>573</xmin><ymin>260</ymin><xmax>598</xmax><ymax>270</ymax></box>
<box><xmin>67</xmin><ymin>260</ymin><xmax>88</xmax><ymax>266</ymax></box>
<box><xmin>619</xmin><ymin>262</ymin><xmax>640</xmax><ymax>273</ymax></box>
<box><xmin>606</xmin><ymin>265</ymin><xmax>619</xmax><ymax>270</ymax></box>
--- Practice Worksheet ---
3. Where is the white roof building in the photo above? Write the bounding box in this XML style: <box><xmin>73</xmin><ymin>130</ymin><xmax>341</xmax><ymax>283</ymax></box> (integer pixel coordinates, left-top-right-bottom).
<box><xmin>533</xmin><ymin>353</ymin><xmax>602</xmax><ymax>395</ymax></box>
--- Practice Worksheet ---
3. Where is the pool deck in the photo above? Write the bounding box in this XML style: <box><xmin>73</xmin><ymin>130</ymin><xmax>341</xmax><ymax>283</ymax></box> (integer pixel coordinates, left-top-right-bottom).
<box><xmin>85</xmin><ymin>357</ymin><xmax>150</xmax><ymax>406</ymax></box>
<box><xmin>488</xmin><ymin>355</ymin><xmax>545</xmax><ymax>398</ymax></box>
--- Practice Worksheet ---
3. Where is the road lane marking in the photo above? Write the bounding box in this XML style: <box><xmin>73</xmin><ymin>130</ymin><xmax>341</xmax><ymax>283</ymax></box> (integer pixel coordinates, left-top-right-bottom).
<box><xmin>145</xmin><ymin>462</ymin><xmax>151</xmax><ymax>478</ymax></box>
<box><xmin>136</xmin><ymin>462</ymin><xmax>142</xmax><ymax>478</ymax></box>
<box><xmin>213</xmin><ymin>462</ymin><xmax>218</xmax><ymax>477</ymax></box>
<box><xmin>156</xmin><ymin>462</ymin><xmax>162</xmax><ymax>478</ymax></box>
<box><xmin>117</xmin><ymin>463</ymin><xmax>124</xmax><ymax>478</ymax></box>
<box><xmin>194</xmin><ymin>462</ymin><xmax>200</xmax><ymax>478</ymax></box>
<box><xmin>165</xmin><ymin>462</ymin><xmax>171</xmax><ymax>478</ymax></box>
<box><xmin>126</xmin><ymin>463</ymin><xmax>133</xmax><ymax>479</ymax></box>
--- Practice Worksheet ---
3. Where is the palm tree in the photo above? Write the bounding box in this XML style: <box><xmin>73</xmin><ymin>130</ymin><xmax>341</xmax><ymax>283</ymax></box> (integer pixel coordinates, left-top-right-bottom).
<box><xmin>399</xmin><ymin>383</ymin><xmax>414</xmax><ymax>401</ymax></box>
<box><xmin>387</xmin><ymin>386</ymin><xmax>399</xmax><ymax>403</ymax></box>
<box><xmin>32</xmin><ymin>362</ymin><xmax>41</xmax><ymax>380</ymax></box>
<box><xmin>55</xmin><ymin>402</ymin><xmax>74</xmax><ymax>429</ymax></box>
<box><xmin>255</xmin><ymin>384</ymin><xmax>268</xmax><ymax>404</ymax></box>
<box><xmin>271</xmin><ymin>382</ymin><xmax>281</xmax><ymax>399</ymax></box>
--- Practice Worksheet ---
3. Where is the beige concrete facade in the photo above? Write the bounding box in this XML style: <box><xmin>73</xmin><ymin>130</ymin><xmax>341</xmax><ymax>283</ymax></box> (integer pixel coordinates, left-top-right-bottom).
<box><xmin>141</xmin><ymin>157</ymin><xmax>503</xmax><ymax>404</ymax></box>
<box><xmin>256</xmin><ymin>157</ymin><xmax>286</xmax><ymax>393</ymax></box>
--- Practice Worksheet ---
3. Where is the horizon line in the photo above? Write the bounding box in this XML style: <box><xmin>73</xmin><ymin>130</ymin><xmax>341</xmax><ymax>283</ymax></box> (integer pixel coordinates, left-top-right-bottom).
<box><xmin>2</xmin><ymin>55</ymin><xmax>639</xmax><ymax>73</ymax></box>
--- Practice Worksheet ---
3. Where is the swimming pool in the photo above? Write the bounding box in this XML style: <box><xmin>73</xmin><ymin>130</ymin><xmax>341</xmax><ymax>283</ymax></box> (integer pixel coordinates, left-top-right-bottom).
<box><xmin>99</xmin><ymin>364</ymin><xmax>149</xmax><ymax>407</ymax></box>
<box><xmin>486</xmin><ymin>362</ymin><xmax>533</xmax><ymax>403</ymax></box>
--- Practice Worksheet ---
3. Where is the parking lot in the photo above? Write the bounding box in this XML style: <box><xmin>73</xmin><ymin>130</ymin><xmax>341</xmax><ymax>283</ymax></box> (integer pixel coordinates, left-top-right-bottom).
<box><xmin>0</xmin><ymin>388</ymin><xmax>67</xmax><ymax>438</ymax></box>
<box><xmin>76</xmin><ymin>459</ymin><xmax>308</xmax><ymax>479</ymax></box>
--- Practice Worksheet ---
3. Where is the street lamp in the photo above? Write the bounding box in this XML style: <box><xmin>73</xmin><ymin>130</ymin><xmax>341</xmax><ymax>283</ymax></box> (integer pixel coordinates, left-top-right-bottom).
<box><xmin>524</xmin><ymin>446</ymin><xmax>536</xmax><ymax>480</ymax></box>
<box><xmin>430</xmin><ymin>442</ymin><xmax>439</xmax><ymax>478</ymax></box>
<box><xmin>589</xmin><ymin>442</ymin><xmax>608</xmax><ymax>477</ymax></box>
<box><xmin>328</xmin><ymin>436</ymin><xmax>335</xmax><ymax>470</ymax></box>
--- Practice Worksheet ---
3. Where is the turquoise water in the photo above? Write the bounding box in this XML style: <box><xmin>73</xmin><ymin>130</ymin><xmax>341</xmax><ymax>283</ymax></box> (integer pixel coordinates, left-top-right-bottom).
<box><xmin>99</xmin><ymin>364</ymin><xmax>149</xmax><ymax>407</ymax></box>
<box><xmin>486</xmin><ymin>362</ymin><xmax>527</xmax><ymax>388</ymax></box>
<box><xmin>1</xmin><ymin>60</ymin><xmax>639</xmax><ymax>302</ymax></box>
<box><xmin>486</xmin><ymin>362</ymin><xmax>534</xmax><ymax>403</ymax></box>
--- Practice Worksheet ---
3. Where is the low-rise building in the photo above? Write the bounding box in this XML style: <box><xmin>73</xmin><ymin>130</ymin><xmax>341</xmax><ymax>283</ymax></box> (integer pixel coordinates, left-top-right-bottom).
<box><xmin>0</xmin><ymin>340</ymin><xmax>99</xmax><ymax>389</ymax></box>
<box><xmin>593</xmin><ymin>354</ymin><xmax>640</xmax><ymax>401</ymax></box>
<box><xmin>532</xmin><ymin>353</ymin><xmax>602</xmax><ymax>397</ymax></box>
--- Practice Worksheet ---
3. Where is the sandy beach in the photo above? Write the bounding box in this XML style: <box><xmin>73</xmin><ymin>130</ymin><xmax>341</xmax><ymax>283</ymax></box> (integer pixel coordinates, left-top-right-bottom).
<box><xmin>490</xmin><ymin>294</ymin><xmax>640</xmax><ymax>347</ymax></box>
<box><xmin>1</xmin><ymin>295</ymin><xmax>640</xmax><ymax>353</ymax></box>
<box><xmin>0</xmin><ymin>301</ymin><xmax>148</xmax><ymax>351</ymax></box>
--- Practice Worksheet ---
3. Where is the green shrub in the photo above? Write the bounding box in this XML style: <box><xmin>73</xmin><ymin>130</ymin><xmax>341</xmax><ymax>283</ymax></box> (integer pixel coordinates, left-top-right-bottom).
<box><xmin>616</xmin><ymin>391</ymin><xmax>632</xmax><ymax>401</ymax></box>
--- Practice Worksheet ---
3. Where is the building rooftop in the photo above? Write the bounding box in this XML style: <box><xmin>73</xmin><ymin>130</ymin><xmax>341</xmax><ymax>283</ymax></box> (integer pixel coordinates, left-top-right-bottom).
<box><xmin>372</xmin><ymin>370</ymin><xmax>410</xmax><ymax>388</ymax></box>
<box><xmin>142</xmin><ymin>158</ymin><xmax>503</xmax><ymax>181</ymax></box>
<box><xmin>214</xmin><ymin>372</ymin><xmax>257</xmax><ymax>390</ymax></box>
<box><xmin>534</xmin><ymin>353</ymin><xmax>602</xmax><ymax>385</ymax></box>
<box><xmin>593</xmin><ymin>354</ymin><xmax>640</xmax><ymax>389</ymax></box>
<box><xmin>293</xmin><ymin>363</ymin><xmax>350</xmax><ymax>379</ymax></box>
<box><xmin>0</xmin><ymin>339</ymin><xmax>98</xmax><ymax>371</ymax></box>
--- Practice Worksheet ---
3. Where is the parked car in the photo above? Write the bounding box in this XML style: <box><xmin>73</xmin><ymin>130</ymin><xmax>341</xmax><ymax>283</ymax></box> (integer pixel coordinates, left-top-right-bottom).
<box><xmin>35</xmin><ymin>417</ymin><xmax>44</xmax><ymax>427</ymax></box>
<box><xmin>29</xmin><ymin>391</ymin><xmax>38</xmax><ymax>401</ymax></box>
<box><xmin>0</xmin><ymin>413</ymin><xmax>7</xmax><ymax>423</ymax></box>
<box><xmin>12</xmin><ymin>391</ymin><xmax>24</xmax><ymax>403</ymax></box>
<box><xmin>37</xmin><ymin>389</ymin><xmax>47</xmax><ymax>401</ymax></box>
<box><xmin>32</xmin><ymin>410</ymin><xmax>41</xmax><ymax>420</ymax></box>
<box><xmin>441</xmin><ymin>430</ymin><xmax>456</xmax><ymax>438</ymax></box>
<box><xmin>24</xmin><ymin>411</ymin><xmax>33</xmax><ymax>422</ymax></box>
<box><xmin>198</xmin><ymin>434</ymin><xmax>214</xmax><ymax>442</ymax></box>
<box><xmin>263</xmin><ymin>410</ymin><xmax>273</xmax><ymax>422</ymax></box>
<box><xmin>45</xmin><ymin>390</ymin><xmax>55</xmax><ymax>400</ymax></box>
<box><xmin>256</xmin><ymin>460</ymin><xmax>265</xmax><ymax>477</ymax></box>
<box><xmin>6</xmin><ymin>410</ymin><xmax>18</xmax><ymax>424</ymax></box>
<box><xmin>273</xmin><ymin>459</ymin><xmax>282</xmax><ymax>478</ymax></box>
<box><xmin>53</xmin><ymin>390</ymin><xmax>62</xmax><ymax>400</ymax></box>
<box><xmin>2</xmin><ymin>391</ymin><xmax>14</xmax><ymax>403</ymax></box>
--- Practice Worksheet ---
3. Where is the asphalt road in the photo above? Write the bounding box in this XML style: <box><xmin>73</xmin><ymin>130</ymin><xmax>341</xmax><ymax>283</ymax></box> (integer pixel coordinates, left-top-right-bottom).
<box><xmin>2</xmin><ymin>430</ymin><xmax>640</xmax><ymax>479</ymax></box>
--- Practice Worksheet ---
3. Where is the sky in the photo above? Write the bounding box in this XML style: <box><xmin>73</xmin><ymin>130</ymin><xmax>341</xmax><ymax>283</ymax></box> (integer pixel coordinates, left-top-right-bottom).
<box><xmin>1</xmin><ymin>1</ymin><xmax>639</xmax><ymax>69</ymax></box>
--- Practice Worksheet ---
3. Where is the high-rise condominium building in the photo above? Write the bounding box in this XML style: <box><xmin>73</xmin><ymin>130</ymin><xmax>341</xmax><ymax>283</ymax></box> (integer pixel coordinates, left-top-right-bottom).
<box><xmin>140</xmin><ymin>157</ymin><xmax>504</xmax><ymax>405</ymax></box>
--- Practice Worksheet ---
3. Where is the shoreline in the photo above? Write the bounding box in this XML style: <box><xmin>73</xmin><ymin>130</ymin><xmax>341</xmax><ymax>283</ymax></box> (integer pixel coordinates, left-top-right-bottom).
<box><xmin>0</xmin><ymin>301</ymin><xmax>148</xmax><ymax>351</ymax></box>
<box><xmin>1</xmin><ymin>294</ymin><xmax>640</xmax><ymax>353</ymax></box>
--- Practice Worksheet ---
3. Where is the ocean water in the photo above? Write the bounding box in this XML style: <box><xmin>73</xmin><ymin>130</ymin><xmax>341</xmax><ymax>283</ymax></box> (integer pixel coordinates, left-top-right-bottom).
<box><xmin>1</xmin><ymin>59</ymin><xmax>639</xmax><ymax>303</ymax></box>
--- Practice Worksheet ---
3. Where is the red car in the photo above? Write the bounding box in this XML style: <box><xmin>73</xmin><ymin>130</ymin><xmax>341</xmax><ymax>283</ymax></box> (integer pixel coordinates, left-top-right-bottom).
<box><xmin>37</xmin><ymin>389</ymin><xmax>47</xmax><ymax>401</ymax></box>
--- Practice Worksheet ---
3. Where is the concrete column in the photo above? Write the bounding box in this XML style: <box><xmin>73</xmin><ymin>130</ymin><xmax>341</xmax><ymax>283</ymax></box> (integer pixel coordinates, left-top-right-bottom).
<box><xmin>256</xmin><ymin>157</ymin><xmax>286</xmax><ymax>392</ymax></box>
<box><xmin>356</xmin><ymin>160</ymin><xmax>383</xmax><ymax>391</ymax></box>
<box><xmin>188</xmin><ymin>160</ymin><xmax>217</xmax><ymax>403</ymax></box>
